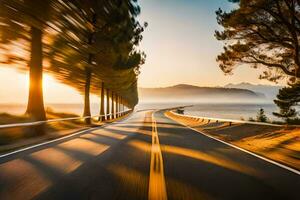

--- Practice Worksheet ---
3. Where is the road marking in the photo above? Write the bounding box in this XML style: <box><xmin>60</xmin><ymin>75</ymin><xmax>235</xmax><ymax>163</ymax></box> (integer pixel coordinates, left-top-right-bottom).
<box><xmin>148</xmin><ymin>112</ymin><xmax>167</xmax><ymax>200</ymax></box>
<box><xmin>167</xmin><ymin>113</ymin><xmax>300</xmax><ymax>176</ymax></box>
<box><xmin>0</xmin><ymin>113</ymin><xmax>134</xmax><ymax>160</ymax></box>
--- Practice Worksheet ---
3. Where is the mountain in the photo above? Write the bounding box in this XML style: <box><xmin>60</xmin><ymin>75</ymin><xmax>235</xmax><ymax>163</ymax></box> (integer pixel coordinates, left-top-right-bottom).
<box><xmin>139</xmin><ymin>84</ymin><xmax>266</xmax><ymax>103</ymax></box>
<box><xmin>225</xmin><ymin>82</ymin><xmax>283</xmax><ymax>100</ymax></box>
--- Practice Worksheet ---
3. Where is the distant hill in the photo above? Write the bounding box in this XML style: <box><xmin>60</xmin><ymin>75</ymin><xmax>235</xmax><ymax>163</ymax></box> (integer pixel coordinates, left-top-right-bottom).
<box><xmin>139</xmin><ymin>84</ymin><xmax>266</xmax><ymax>103</ymax></box>
<box><xmin>225</xmin><ymin>82</ymin><xmax>283</xmax><ymax>100</ymax></box>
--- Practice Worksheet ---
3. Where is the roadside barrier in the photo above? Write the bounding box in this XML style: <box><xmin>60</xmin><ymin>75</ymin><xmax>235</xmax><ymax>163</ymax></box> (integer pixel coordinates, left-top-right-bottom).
<box><xmin>169</xmin><ymin>110</ymin><xmax>294</xmax><ymax>127</ymax></box>
<box><xmin>0</xmin><ymin>109</ymin><xmax>132</xmax><ymax>129</ymax></box>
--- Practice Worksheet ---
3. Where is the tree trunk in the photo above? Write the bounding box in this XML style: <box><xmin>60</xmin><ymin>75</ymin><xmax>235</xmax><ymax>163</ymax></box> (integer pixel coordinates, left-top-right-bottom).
<box><xmin>116</xmin><ymin>95</ymin><xmax>119</xmax><ymax>118</ymax></box>
<box><xmin>123</xmin><ymin>100</ymin><xmax>127</xmax><ymax>115</ymax></box>
<box><xmin>106</xmin><ymin>89</ymin><xmax>110</xmax><ymax>120</ymax></box>
<box><xmin>26</xmin><ymin>26</ymin><xmax>46</xmax><ymax>121</ymax></box>
<box><xmin>83</xmin><ymin>68</ymin><xmax>92</xmax><ymax>124</ymax></box>
<box><xmin>99</xmin><ymin>82</ymin><xmax>105</xmax><ymax>121</ymax></box>
<box><xmin>118</xmin><ymin>96</ymin><xmax>121</xmax><ymax>117</ymax></box>
<box><xmin>111</xmin><ymin>92</ymin><xmax>115</xmax><ymax>119</ymax></box>
<box><xmin>119</xmin><ymin>96</ymin><xmax>122</xmax><ymax>117</ymax></box>
<box><xmin>83</xmin><ymin>13</ymin><xmax>97</xmax><ymax>124</ymax></box>
<box><xmin>121</xmin><ymin>97</ymin><xmax>124</xmax><ymax>116</ymax></box>
<box><xmin>120</xmin><ymin>97</ymin><xmax>122</xmax><ymax>116</ymax></box>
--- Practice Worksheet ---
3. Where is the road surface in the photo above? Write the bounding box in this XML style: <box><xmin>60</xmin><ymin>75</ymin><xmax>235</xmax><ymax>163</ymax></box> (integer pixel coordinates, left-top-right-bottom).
<box><xmin>0</xmin><ymin>110</ymin><xmax>299</xmax><ymax>200</ymax></box>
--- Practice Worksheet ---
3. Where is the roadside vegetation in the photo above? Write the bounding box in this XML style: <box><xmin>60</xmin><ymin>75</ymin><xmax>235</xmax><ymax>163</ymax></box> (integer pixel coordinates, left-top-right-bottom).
<box><xmin>273</xmin><ymin>82</ymin><xmax>300</xmax><ymax>124</ymax></box>
<box><xmin>256</xmin><ymin>108</ymin><xmax>268</xmax><ymax>123</ymax></box>
<box><xmin>0</xmin><ymin>0</ymin><xmax>145</xmax><ymax>122</ymax></box>
<box><xmin>0</xmin><ymin>0</ymin><xmax>146</xmax><ymax>141</ymax></box>
<box><xmin>0</xmin><ymin>107</ymin><xmax>79</xmax><ymax>125</ymax></box>
<box><xmin>0</xmin><ymin>108</ymin><xmax>81</xmax><ymax>145</ymax></box>
<box><xmin>0</xmin><ymin>106</ymin><xmax>131</xmax><ymax>150</ymax></box>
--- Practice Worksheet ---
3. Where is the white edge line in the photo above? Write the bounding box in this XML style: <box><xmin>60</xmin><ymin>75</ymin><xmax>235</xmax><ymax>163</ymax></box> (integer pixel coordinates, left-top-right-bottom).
<box><xmin>0</xmin><ymin>127</ymin><xmax>98</xmax><ymax>159</ymax></box>
<box><xmin>168</xmin><ymin>114</ymin><xmax>300</xmax><ymax>176</ymax></box>
<box><xmin>0</xmin><ymin>112</ymin><xmax>134</xmax><ymax>159</ymax></box>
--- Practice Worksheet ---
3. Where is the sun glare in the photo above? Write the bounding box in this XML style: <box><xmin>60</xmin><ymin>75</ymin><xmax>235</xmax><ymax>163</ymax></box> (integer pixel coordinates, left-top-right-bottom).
<box><xmin>43</xmin><ymin>74</ymin><xmax>56</xmax><ymax>90</ymax></box>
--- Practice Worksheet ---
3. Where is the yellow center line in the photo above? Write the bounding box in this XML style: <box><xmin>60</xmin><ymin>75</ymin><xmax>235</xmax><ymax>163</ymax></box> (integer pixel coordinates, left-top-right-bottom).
<box><xmin>148</xmin><ymin>112</ymin><xmax>168</xmax><ymax>200</ymax></box>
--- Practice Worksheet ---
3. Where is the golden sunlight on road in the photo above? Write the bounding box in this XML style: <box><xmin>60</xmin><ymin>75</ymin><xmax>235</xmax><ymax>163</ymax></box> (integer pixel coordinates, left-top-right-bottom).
<box><xmin>107</xmin><ymin>164</ymin><xmax>149</xmax><ymax>199</ymax></box>
<box><xmin>91</xmin><ymin>129</ymin><xmax>128</xmax><ymax>140</ymax></box>
<box><xmin>59</xmin><ymin>138</ymin><xmax>109</xmax><ymax>156</ymax></box>
<box><xmin>0</xmin><ymin>137</ymin><xmax>110</xmax><ymax>200</ymax></box>
<box><xmin>128</xmin><ymin>140</ymin><xmax>151</xmax><ymax>152</ymax></box>
<box><xmin>161</xmin><ymin>145</ymin><xmax>259</xmax><ymax>176</ymax></box>
<box><xmin>129</xmin><ymin>139</ymin><xmax>259</xmax><ymax>177</ymax></box>
<box><xmin>0</xmin><ymin>159</ymin><xmax>52</xmax><ymax>200</ymax></box>
<box><xmin>31</xmin><ymin>148</ymin><xmax>82</xmax><ymax>174</ymax></box>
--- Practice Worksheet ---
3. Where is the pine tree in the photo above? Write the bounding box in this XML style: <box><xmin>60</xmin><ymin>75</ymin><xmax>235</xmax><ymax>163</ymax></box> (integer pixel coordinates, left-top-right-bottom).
<box><xmin>216</xmin><ymin>0</ymin><xmax>300</xmax><ymax>82</ymax></box>
<box><xmin>47</xmin><ymin>0</ymin><xmax>145</xmax><ymax>122</ymax></box>
<box><xmin>257</xmin><ymin>108</ymin><xmax>268</xmax><ymax>122</ymax></box>
<box><xmin>273</xmin><ymin>82</ymin><xmax>300</xmax><ymax>122</ymax></box>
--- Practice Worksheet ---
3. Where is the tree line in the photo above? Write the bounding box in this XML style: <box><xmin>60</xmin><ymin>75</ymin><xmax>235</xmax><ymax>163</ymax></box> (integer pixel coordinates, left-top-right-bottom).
<box><xmin>216</xmin><ymin>0</ymin><xmax>300</xmax><ymax>123</ymax></box>
<box><xmin>0</xmin><ymin>0</ymin><xmax>146</xmax><ymax>124</ymax></box>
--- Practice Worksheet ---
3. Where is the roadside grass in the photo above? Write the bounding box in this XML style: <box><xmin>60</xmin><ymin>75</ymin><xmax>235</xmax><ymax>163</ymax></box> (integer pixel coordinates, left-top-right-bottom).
<box><xmin>0</xmin><ymin>109</ymin><xmax>85</xmax><ymax>146</ymax></box>
<box><xmin>0</xmin><ymin>108</ymin><xmax>80</xmax><ymax>125</ymax></box>
<box><xmin>0</xmin><ymin>108</ymin><xmax>130</xmax><ymax>153</ymax></box>
<box><xmin>0</xmin><ymin>113</ymin><xmax>32</xmax><ymax>125</ymax></box>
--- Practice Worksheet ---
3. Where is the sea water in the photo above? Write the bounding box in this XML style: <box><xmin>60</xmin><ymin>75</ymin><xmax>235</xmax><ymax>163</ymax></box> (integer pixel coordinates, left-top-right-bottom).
<box><xmin>137</xmin><ymin>102</ymin><xmax>280</xmax><ymax>121</ymax></box>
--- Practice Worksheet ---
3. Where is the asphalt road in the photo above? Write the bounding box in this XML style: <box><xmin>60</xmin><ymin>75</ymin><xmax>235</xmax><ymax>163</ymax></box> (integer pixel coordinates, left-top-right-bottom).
<box><xmin>0</xmin><ymin>110</ymin><xmax>299</xmax><ymax>200</ymax></box>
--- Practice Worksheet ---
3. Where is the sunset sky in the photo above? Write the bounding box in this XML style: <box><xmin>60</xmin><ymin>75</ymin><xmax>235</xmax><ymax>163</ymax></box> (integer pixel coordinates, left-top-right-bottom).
<box><xmin>0</xmin><ymin>0</ymin><xmax>277</xmax><ymax>104</ymax></box>
<box><xmin>138</xmin><ymin>0</ymin><xmax>270</xmax><ymax>88</ymax></box>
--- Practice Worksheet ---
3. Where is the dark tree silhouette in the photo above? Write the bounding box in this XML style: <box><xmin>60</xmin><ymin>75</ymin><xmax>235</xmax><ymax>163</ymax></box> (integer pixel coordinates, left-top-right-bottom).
<box><xmin>216</xmin><ymin>0</ymin><xmax>300</xmax><ymax>82</ymax></box>
<box><xmin>0</xmin><ymin>0</ymin><xmax>54</xmax><ymax>121</ymax></box>
<box><xmin>0</xmin><ymin>0</ymin><xmax>146</xmax><ymax>126</ymax></box>
<box><xmin>273</xmin><ymin>82</ymin><xmax>300</xmax><ymax>122</ymax></box>
<box><xmin>48</xmin><ymin>0</ymin><xmax>145</xmax><ymax>123</ymax></box>
<box><xmin>257</xmin><ymin>108</ymin><xmax>268</xmax><ymax>122</ymax></box>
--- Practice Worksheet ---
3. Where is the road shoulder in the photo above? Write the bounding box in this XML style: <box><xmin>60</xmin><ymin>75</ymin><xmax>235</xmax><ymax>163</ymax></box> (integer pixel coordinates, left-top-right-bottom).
<box><xmin>165</xmin><ymin>111</ymin><xmax>300</xmax><ymax>172</ymax></box>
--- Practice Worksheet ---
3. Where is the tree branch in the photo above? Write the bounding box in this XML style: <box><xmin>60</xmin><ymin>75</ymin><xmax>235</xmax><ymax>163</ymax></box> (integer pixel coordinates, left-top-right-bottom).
<box><xmin>246</xmin><ymin>55</ymin><xmax>296</xmax><ymax>77</ymax></box>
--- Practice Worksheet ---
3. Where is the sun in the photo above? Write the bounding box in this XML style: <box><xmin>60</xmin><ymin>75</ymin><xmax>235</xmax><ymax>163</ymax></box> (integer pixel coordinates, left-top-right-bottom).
<box><xmin>43</xmin><ymin>74</ymin><xmax>56</xmax><ymax>90</ymax></box>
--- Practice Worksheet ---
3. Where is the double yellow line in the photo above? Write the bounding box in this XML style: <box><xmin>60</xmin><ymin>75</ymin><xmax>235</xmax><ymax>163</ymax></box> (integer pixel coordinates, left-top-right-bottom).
<box><xmin>148</xmin><ymin>112</ymin><xmax>167</xmax><ymax>200</ymax></box>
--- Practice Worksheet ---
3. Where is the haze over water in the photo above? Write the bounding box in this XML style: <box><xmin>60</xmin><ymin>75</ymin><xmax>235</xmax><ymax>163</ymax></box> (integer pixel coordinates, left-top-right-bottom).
<box><xmin>0</xmin><ymin>101</ymin><xmax>278</xmax><ymax>121</ymax></box>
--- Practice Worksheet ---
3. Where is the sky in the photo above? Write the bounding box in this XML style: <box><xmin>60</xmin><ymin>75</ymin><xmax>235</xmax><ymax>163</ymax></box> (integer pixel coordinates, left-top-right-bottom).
<box><xmin>0</xmin><ymin>0</ymin><xmax>276</xmax><ymax>104</ymax></box>
<box><xmin>138</xmin><ymin>0</ymin><xmax>272</xmax><ymax>88</ymax></box>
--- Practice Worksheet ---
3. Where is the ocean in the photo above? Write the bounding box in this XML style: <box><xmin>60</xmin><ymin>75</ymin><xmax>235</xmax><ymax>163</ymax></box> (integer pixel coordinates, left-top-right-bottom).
<box><xmin>0</xmin><ymin>102</ymin><xmax>281</xmax><ymax>121</ymax></box>
<box><xmin>137</xmin><ymin>102</ymin><xmax>280</xmax><ymax>121</ymax></box>
<box><xmin>183</xmin><ymin>103</ymin><xmax>279</xmax><ymax>121</ymax></box>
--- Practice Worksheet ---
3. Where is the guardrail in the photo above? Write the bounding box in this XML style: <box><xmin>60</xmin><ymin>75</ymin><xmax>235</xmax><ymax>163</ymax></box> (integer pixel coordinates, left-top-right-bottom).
<box><xmin>0</xmin><ymin>109</ymin><xmax>132</xmax><ymax>129</ymax></box>
<box><xmin>169</xmin><ymin>110</ymin><xmax>290</xmax><ymax>127</ymax></box>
